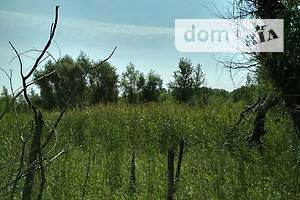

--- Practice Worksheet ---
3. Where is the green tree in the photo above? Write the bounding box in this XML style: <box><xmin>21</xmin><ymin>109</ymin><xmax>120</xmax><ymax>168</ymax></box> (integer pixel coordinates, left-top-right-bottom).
<box><xmin>193</xmin><ymin>64</ymin><xmax>206</xmax><ymax>90</ymax></box>
<box><xmin>140</xmin><ymin>70</ymin><xmax>163</xmax><ymax>103</ymax></box>
<box><xmin>89</xmin><ymin>61</ymin><xmax>119</xmax><ymax>104</ymax></box>
<box><xmin>168</xmin><ymin>58</ymin><xmax>206</xmax><ymax>104</ymax></box>
<box><xmin>35</xmin><ymin>55</ymin><xmax>86</xmax><ymax>109</ymax></box>
<box><xmin>168</xmin><ymin>58</ymin><xmax>194</xmax><ymax>103</ymax></box>
<box><xmin>121</xmin><ymin>63</ymin><xmax>144</xmax><ymax>104</ymax></box>
<box><xmin>230</xmin><ymin>85</ymin><xmax>258</xmax><ymax>103</ymax></box>
<box><xmin>192</xmin><ymin>64</ymin><xmax>206</xmax><ymax>105</ymax></box>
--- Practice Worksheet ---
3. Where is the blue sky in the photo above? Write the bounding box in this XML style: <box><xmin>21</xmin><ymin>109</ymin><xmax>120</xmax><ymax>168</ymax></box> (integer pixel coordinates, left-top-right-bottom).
<box><xmin>0</xmin><ymin>0</ymin><xmax>247</xmax><ymax>93</ymax></box>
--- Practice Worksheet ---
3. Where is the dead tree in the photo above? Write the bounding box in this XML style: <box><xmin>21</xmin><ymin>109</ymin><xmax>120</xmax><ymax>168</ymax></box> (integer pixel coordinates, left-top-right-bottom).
<box><xmin>22</xmin><ymin>111</ymin><xmax>43</xmax><ymax>200</ymax></box>
<box><xmin>251</xmin><ymin>96</ymin><xmax>279</xmax><ymax>144</ymax></box>
<box><xmin>4</xmin><ymin>6</ymin><xmax>59</xmax><ymax>200</ymax></box>
<box><xmin>6</xmin><ymin>6</ymin><xmax>59</xmax><ymax>200</ymax></box>
<box><xmin>1</xmin><ymin>5</ymin><xmax>116</xmax><ymax>199</ymax></box>
<box><xmin>229</xmin><ymin>96</ymin><xmax>279</xmax><ymax>153</ymax></box>
<box><xmin>229</xmin><ymin>97</ymin><xmax>262</xmax><ymax>135</ymax></box>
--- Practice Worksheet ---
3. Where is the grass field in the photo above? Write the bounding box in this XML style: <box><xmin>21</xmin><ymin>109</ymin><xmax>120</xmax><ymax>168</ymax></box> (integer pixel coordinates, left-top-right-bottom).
<box><xmin>1</xmin><ymin>102</ymin><xmax>299</xmax><ymax>199</ymax></box>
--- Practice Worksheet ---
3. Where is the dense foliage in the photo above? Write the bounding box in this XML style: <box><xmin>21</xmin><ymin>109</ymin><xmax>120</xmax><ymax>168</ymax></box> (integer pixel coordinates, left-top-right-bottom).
<box><xmin>235</xmin><ymin>0</ymin><xmax>300</xmax><ymax>134</ymax></box>
<box><xmin>121</xmin><ymin>63</ymin><xmax>163</xmax><ymax>104</ymax></box>
<box><xmin>31</xmin><ymin>56</ymin><xmax>207</xmax><ymax>108</ymax></box>
<box><xmin>34</xmin><ymin>52</ymin><xmax>119</xmax><ymax>109</ymax></box>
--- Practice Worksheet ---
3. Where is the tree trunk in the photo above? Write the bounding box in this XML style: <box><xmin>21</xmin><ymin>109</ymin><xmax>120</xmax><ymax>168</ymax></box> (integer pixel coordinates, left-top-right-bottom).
<box><xmin>251</xmin><ymin>96</ymin><xmax>278</xmax><ymax>143</ymax></box>
<box><xmin>22</xmin><ymin>111</ymin><xmax>43</xmax><ymax>200</ymax></box>
<box><xmin>81</xmin><ymin>157</ymin><xmax>91</xmax><ymax>200</ymax></box>
<box><xmin>291</xmin><ymin>112</ymin><xmax>300</xmax><ymax>135</ymax></box>
<box><xmin>286</xmin><ymin>96</ymin><xmax>300</xmax><ymax>136</ymax></box>
<box><xmin>167</xmin><ymin>149</ymin><xmax>175</xmax><ymax>200</ymax></box>
<box><xmin>129</xmin><ymin>149</ymin><xmax>136</xmax><ymax>194</ymax></box>
<box><xmin>175</xmin><ymin>140</ymin><xmax>184</xmax><ymax>192</ymax></box>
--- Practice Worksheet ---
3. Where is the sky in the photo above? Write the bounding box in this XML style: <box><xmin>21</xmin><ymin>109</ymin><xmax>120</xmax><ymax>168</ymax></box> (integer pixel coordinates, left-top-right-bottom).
<box><xmin>0</xmin><ymin>0</ymin><xmax>248</xmax><ymax>93</ymax></box>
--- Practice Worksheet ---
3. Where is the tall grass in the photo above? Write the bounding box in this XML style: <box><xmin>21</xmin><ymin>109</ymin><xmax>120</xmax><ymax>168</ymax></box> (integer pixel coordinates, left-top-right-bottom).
<box><xmin>0</xmin><ymin>102</ymin><xmax>299</xmax><ymax>199</ymax></box>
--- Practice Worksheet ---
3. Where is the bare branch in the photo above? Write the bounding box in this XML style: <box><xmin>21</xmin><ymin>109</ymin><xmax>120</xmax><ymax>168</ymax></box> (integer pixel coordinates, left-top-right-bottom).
<box><xmin>53</xmin><ymin>40</ymin><xmax>61</xmax><ymax>60</ymax></box>
<box><xmin>9</xmin><ymin>41</ymin><xmax>37</xmax><ymax>116</ymax></box>
<box><xmin>9</xmin><ymin>42</ymin><xmax>24</xmax><ymax>80</ymax></box>
<box><xmin>9</xmin><ymin>122</ymin><xmax>33</xmax><ymax>200</ymax></box>
<box><xmin>0</xmin><ymin>69</ymin><xmax>57</xmax><ymax>121</ymax></box>
<box><xmin>24</xmin><ymin>5</ymin><xmax>59</xmax><ymax>80</ymax></box>
<box><xmin>9</xmin><ymin>49</ymin><xmax>57</xmax><ymax>66</ymax></box>
<box><xmin>81</xmin><ymin>157</ymin><xmax>91</xmax><ymax>200</ymax></box>
<box><xmin>42</xmin><ymin>144</ymin><xmax>69</xmax><ymax>168</ymax></box>
<box><xmin>0</xmin><ymin>143</ymin><xmax>68</xmax><ymax>193</ymax></box>
<box><xmin>230</xmin><ymin>97</ymin><xmax>262</xmax><ymax>134</ymax></box>
<box><xmin>86</xmin><ymin>46</ymin><xmax>117</xmax><ymax>72</ymax></box>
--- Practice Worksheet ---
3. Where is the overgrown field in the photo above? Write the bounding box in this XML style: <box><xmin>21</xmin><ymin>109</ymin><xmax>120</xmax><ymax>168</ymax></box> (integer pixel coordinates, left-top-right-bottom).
<box><xmin>1</xmin><ymin>102</ymin><xmax>300</xmax><ymax>199</ymax></box>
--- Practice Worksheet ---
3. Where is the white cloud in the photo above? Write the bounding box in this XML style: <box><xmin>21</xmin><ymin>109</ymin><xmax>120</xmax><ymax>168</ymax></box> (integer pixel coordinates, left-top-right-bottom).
<box><xmin>62</xmin><ymin>17</ymin><xmax>173</xmax><ymax>37</ymax></box>
<box><xmin>0</xmin><ymin>10</ymin><xmax>52</xmax><ymax>28</ymax></box>
<box><xmin>0</xmin><ymin>10</ymin><xmax>174</xmax><ymax>38</ymax></box>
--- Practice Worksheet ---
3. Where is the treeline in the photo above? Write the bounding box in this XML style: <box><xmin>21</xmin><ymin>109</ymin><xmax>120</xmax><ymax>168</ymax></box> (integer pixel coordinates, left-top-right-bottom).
<box><xmin>0</xmin><ymin>53</ymin><xmax>258</xmax><ymax>111</ymax></box>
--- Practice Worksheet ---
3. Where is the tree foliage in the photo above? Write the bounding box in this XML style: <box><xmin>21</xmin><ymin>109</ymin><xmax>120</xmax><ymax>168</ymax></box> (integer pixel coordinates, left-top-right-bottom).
<box><xmin>139</xmin><ymin>70</ymin><xmax>163</xmax><ymax>103</ymax></box>
<box><xmin>168</xmin><ymin>58</ymin><xmax>205</xmax><ymax>104</ymax></box>
<box><xmin>235</xmin><ymin>0</ymin><xmax>300</xmax><ymax>132</ymax></box>
<box><xmin>121</xmin><ymin>63</ymin><xmax>163</xmax><ymax>103</ymax></box>
<box><xmin>121</xmin><ymin>63</ymin><xmax>143</xmax><ymax>104</ymax></box>
<box><xmin>35</xmin><ymin>55</ymin><xmax>85</xmax><ymax>109</ymax></box>
<box><xmin>88</xmin><ymin>61</ymin><xmax>119</xmax><ymax>105</ymax></box>
<box><xmin>34</xmin><ymin>53</ymin><xmax>118</xmax><ymax>109</ymax></box>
